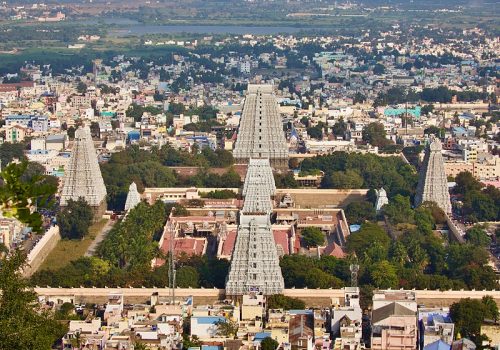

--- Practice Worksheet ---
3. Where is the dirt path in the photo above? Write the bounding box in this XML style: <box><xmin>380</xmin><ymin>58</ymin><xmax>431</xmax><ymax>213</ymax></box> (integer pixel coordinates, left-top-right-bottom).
<box><xmin>85</xmin><ymin>219</ymin><xmax>114</xmax><ymax>257</ymax></box>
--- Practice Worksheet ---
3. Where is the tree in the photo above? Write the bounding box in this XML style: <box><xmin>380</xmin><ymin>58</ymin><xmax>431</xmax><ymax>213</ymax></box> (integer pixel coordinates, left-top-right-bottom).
<box><xmin>346</xmin><ymin>222</ymin><xmax>390</xmax><ymax>258</ymax></box>
<box><xmin>90</xmin><ymin>121</ymin><xmax>100</xmax><ymax>139</ymax></box>
<box><xmin>329</xmin><ymin>170</ymin><xmax>364</xmax><ymax>189</ymax></box>
<box><xmin>332</xmin><ymin>118</ymin><xmax>347</xmax><ymax>137</ymax></box>
<box><xmin>450</xmin><ymin>298</ymin><xmax>487</xmax><ymax>340</ymax></box>
<box><xmin>76</xmin><ymin>81</ymin><xmax>87</xmax><ymax>94</ymax></box>
<box><xmin>274</xmin><ymin>173</ymin><xmax>299</xmax><ymax>189</ymax></box>
<box><xmin>0</xmin><ymin>250</ymin><xmax>67</xmax><ymax>349</ymax></box>
<box><xmin>215</xmin><ymin>319</ymin><xmax>239</xmax><ymax>338</ymax></box>
<box><xmin>383</xmin><ymin>195</ymin><xmax>415</xmax><ymax>225</ymax></box>
<box><xmin>57</xmin><ymin>198</ymin><xmax>94</xmax><ymax>239</ymax></box>
<box><xmin>307</xmin><ymin>125</ymin><xmax>323</xmax><ymax>140</ymax></box>
<box><xmin>301</xmin><ymin>227</ymin><xmax>325</xmax><ymax>247</ymax></box>
<box><xmin>300</xmin><ymin>116</ymin><xmax>310</xmax><ymax>127</ymax></box>
<box><xmin>261</xmin><ymin>337</ymin><xmax>279</xmax><ymax>350</ymax></box>
<box><xmin>482</xmin><ymin>296</ymin><xmax>499</xmax><ymax>321</ymax></box>
<box><xmin>373</xmin><ymin>63</ymin><xmax>386</xmax><ymax>75</ymax></box>
<box><xmin>176</xmin><ymin>266</ymin><xmax>199</xmax><ymax>287</ymax></box>
<box><xmin>424</xmin><ymin>125</ymin><xmax>441</xmax><ymax>137</ymax></box>
<box><xmin>421</xmin><ymin>104</ymin><xmax>434</xmax><ymax>116</ymax></box>
<box><xmin>353</xmin><ymin>92</ymin><xmax>366</xmax><ymax>104</ymax></box>
<box><xmin>67</xmin><ymin>126</ymin><xmax>76</xmax><ymax>140</ymax></box>
<box><xmin>0</xmin><ymin>161</ymin><xmax>57</xmax><ymax>233</ymax></box>
<box><xmin>132</xmin><ymin>342</ymin><xmax>151</xmax><ymax>350</ymax></box>
<box><xmin>368</xmin><ymin>260</ymin><xmax>398</xmax><ymax>288</ymax></box>
<box><xmin>454</xmin><ymin>171</ymin><xmax>482</xmax><ymax>195</ymax></box>
<box><xmin>465</xmin><ymin>225</ymin><xmax>491</xmax><ymax>247</ymax></box>
<box><xmin>267</xmin><ymin>294</ymin><xmax>305</xmax><ymax>310</ymax></box>
<box><xmin>362</xmin><ymin>122</ymin><xmax>388</xmax><ymax>147</ymax></box>
<box><xmin>345</xmin><ymin>201</ymin><xmax>376</xmax><ymax>224</ymax></box>
<box><xmin>0</xmin><ymin>141</ymin><xmax>26</xmax><ymax>166</ymax></box>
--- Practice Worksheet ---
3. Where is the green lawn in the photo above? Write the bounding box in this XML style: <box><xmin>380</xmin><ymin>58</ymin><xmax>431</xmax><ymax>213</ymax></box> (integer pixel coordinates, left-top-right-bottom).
<box><xmin>38</xmin><ymin>219</ymin><xmax>108</xmax><ymax>271</ymax></box>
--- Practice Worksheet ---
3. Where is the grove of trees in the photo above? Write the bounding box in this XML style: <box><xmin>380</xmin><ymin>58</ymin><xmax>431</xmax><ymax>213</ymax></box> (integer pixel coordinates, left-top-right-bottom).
<box><xmin>57</xmin><ymin>198</ymin><xmax>94</xmax><ymax>240</ymax></box>
<box><xmin>300</xmin><ymin>152</ymin><xmax>418</xmax><ymax>199</ymax></box>
<box><xmin>101</xmin><ymin>145</ymin><xmax>238</xmax><ymax>210</ymax></box>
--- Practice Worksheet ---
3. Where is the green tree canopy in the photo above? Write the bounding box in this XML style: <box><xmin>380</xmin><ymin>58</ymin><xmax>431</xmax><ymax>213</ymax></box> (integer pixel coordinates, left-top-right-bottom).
<box><xmin>345</xmin><ymin>201</ymin><xmax>376</xmax><ymax>224</ymax></box>
<box><xmin>301</xmin><ymin>227</ymin><xmax>325</xmax><ymax>248</ymax></box>
<box><xmin>332</xmin><ymin>118</ymin><xmax>347</xmax><ymax>137</ymax></box>
<box><xmin>328</xmin><ymin>170</ymin><xmax>364</xmax><ymax>189</ymax></box>
<box><xmin>454</xmin><ymin>171</ymin><xmax>483</xmax><ymax>195</ymax></box>
<box><xmin>368</xmin><ymin>260</ymin><xmax>398</xmax><ymax>288</ymax></box>
<box><xmin>57</xmin><ymin>198</ymin><xmax>94</xmax><ymax>240</ymax></box>
<box><xmin>450</xmin><ymin>298</ymin><xmax>488</xmax><ymax>341</ymax></box>
<box><xmin>267</xmin><ymin>294</ymin><xmax>305</xmax><ymax>310</ymax></box>
<box><xmin>346</xmin><ymin>222</ymin><xmax>390</xmax><ymax>258</ymax></box>
<box><xmin>0</xmin><ymin>161</ymin><xmax>57</xmax><ymax>233</ymax></box>
<box><xmin>362</xmin><ymin>122</ymin><xmax>389</xmax><ymax>147</ymax></box>
<box><xmin>384</xmin><ymin>195</ymin><xmax>415</xmax><ymax>225</ymax></box>
<box><xmin>0</xmin><ymin>250</ymin><xmax>67</xmax><ymax>349</ymax></box>
<box><xmin>261</xmin><ymin>337</ymin><xmax>279</xmax><ymax>350</ymax></box>
<box><xmin>215</xmin><ymin>319</ymin><xmax>238</xmax><ymax>338</ymax></box>
<box><xmin>307</xmin><ymin>125</ymin><xmax>323</xmax><ymax>140</ymax></box>
<box><xmin>465</xmin><ymin>225</ymin><xmax>491</xmax><ymax>247</ymax></box>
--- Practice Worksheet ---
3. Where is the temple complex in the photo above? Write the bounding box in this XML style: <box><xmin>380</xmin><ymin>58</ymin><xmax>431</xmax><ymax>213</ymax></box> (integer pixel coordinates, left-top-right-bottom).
<box><xmin>233</xmin><ymin>84</ymin><xmax>288</xmax><ymax>169</ymax></box>
<box><xmin>60</xmin><ymin>127</ymin><xmax>107</xmax><ymax>219</ymax></box>
<box><xmin>226</xmin><ymin>158</ymin><xmax>285</xmax><ymax>296</ymax></box>
<box><xmin>414</xmin><ymin>137</ymin><xmax>452</xmax><ymax>214</ymax></box>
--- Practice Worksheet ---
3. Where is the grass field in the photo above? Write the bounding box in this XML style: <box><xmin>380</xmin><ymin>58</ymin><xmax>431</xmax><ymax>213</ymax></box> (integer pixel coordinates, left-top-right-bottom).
<box><xmin>38</xmin><ymin>219</ymin><xmax>109</xmax><ymax>271</ymax></box>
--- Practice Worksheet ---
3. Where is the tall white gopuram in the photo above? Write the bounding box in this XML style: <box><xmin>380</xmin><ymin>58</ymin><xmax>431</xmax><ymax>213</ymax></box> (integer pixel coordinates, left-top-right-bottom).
<box><xmin>124</xmin><ymin>182</ymin><xmax>141</xmax><ymax>211</ymax></box>
<box><xmin>60</xmin><ymin>127</ymin><xmax>107</xmax><ymax>218</ymax></box>
<box><xmin>233</xmin><ymin>84</ymin><xmax>288</xmax><ymax>169</ymax></box>
<box><xmin>414</xmin><ymin>137</ymin><xmax>452</xmax><ymax>214</ymax></box>
<box><xmin>226</xmin><ymin>158</ymin><xmax>284</xmax><ymax>296</ymax></box>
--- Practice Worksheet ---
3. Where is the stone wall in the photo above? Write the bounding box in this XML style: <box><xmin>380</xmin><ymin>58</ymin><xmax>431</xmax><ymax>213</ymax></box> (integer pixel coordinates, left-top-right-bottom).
<box><xmin>33</xmin><ymin>288</ymin><xmax>500</xmax><ymax>307</ymax></box>
<box><xmin>23</xmin><ymin>226</ymin><xmax>61</xmax><ymax>277</ymax></box>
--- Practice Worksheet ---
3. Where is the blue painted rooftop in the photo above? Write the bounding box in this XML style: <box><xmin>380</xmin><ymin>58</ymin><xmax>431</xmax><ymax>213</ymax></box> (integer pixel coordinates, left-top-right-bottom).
<box><xmin>384</xmin><ymin>106</ymin><xmax>421</xmax><ymax>118</ymax></box>
<box><xmin>452</xmin><ymin>126</ymin><xmax>467</xmax><ymax>134</ymax></box>
<box><xmin>350</xmin><ymin>224</ymin><xmax>361</xmax><ymax>232</ymax></box>
<box><xmin>254</xmin><ymin>332</ymin><xmax>271</xmax><ymax>341</ymax></box>
<box><xmin>423</xmin><ymin>339</ymin><xmax>451</xmax><ymax>350</ymax></box>
<box><xmin>289</xmin><ymin>309</ymin><xmax>313</xmax><ymax>315</ymax></box>
<box><xmin>193</xmin><ymin>316</ymin><xmax>225</xmax><ymax>325</ymax></box>
<box><xmin>201</xmin><ymin>346</ymin><xmax>221</xmax><ymax>350</ymax></box>
<box><xmin>6</xmin><ymin>115</ymin><xmax>33</xmax><ymax>119</ymax></box>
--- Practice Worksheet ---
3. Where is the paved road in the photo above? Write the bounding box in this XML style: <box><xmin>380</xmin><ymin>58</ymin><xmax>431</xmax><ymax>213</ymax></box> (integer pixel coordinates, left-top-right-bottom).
<box><xmin>85</xmin><ymin>220</ymin><xmax>114</xmax><ymax>257</ymax></box>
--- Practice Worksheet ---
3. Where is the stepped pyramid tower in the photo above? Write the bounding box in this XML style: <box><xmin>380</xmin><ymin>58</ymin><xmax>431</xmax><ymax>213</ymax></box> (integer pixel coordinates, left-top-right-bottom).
<box><xmin>124</xmin><ymin>182</ymin><xmax>141</xmax><ymax>211</ymax></box>
<box><xmin>226</xmin><ymin>158</ymin><xmax>284</xmax><ymax>296</ymax></box>
<box><xmin>415</xmin><ymin>137</ymin><xmax>452</xmax><ymax>214</ymax></box>
<box><xmin>60</xmin><ymin>127</ymin><xmax>107</xmax><ymax>219</ymax></box>
<box><xmin>233</xmin><ymin>84</ymin><xmax>288</xmax><ymax>169</ymax></box>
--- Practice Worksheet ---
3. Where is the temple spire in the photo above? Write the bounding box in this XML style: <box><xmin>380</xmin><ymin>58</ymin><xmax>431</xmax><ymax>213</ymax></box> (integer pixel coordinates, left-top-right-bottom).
<box><xmin>414</xmin><ymin>137</ymin><xmax>452</xmax><ymax>214</ymax></box>
<box><xmin>233</xmin><ymin>84</ymin><xmax>288</xmax><ymax>169</ymax></box>
<box><xmin>226</xmin><ymin>158</ymin><xmax>284</xmax><ymax>296</ymax></box>
<box><xmin>60</xmin><ymin>126</ymin><xmax>107</xmax><ymax>218</ymax></box>
<box><xmin>124</xmin><ymin>182</ymin><xmax>141</xmax><ymax>211</ymax></box>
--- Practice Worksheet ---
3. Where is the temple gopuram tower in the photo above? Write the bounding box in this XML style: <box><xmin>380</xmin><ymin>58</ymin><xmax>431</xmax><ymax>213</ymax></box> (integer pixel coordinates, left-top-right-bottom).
<box><xmin>124</xmin><ymin>182</ymin><xmax>141</xmax><ymax>212</ymax></box>
<box><xmin>414</xmin><ymin>137</ymin><xmax>452</xmax><ymax>214</ymax></box>
<box><xmin>226</xmin><ymin>158</ymin><xmax>284</xmax><ymax>296</ymax></box>
<box><xmin>233</xmin><ymin>84</ymin><xmax>288</xmax><ymax>169</ymax></box>
<box><xmin>60</xmin><ymin>127</ymin><xmax>107</xmax><ymax>219</ymax></box>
